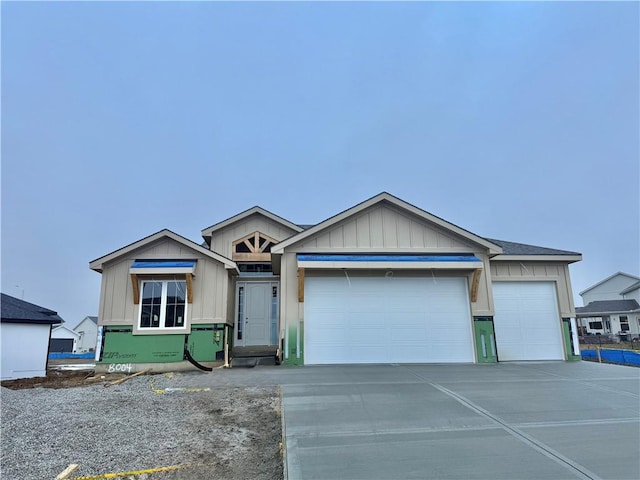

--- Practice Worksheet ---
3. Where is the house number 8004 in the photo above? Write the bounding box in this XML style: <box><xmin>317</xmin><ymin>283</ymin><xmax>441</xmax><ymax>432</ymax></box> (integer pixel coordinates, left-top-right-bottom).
<box><xmin>108</xmin><ymin>363</ymin><xmax>133</xmax><ymax>374</ymax></box>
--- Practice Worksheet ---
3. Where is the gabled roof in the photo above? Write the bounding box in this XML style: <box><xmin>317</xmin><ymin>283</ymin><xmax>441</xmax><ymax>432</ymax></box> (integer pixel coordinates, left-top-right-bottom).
<box><xmin>579</xmin><ymin>272</ymin><xmax>640</xmax><ymax>296</ymax></box>
<box><xmin>271</xmin><ymin>192</ymin><xmax>503</xmax><ymax>255</ymax></box>
<box><xmin>52</xmin><ymin>325</ymin><xmax>80</xmax><ymax>337</ymax></box>
<box><xmin>486</xmin><ymin>238</ymin><xmax>582</xmax><ymax>263</ymax></box>
<box><xmin>89</xmin><ymin>229</ymin><xmax>238</xmax><ymax>273</ymax></box>
<box><xmin>73</xmin><ymin>316</ymin><xmax>98</xmax><ymax>330</ymax></box>
<box><xmin>575</xmin><ymin>300</ymin><xmax>640</xmax><ymax>316</ymax></box>
<box><xmin>200</xmin><ymin>206</ymin><xmax>304</xmax><ymax>241</ymax></box>
<box><xmin>620</xmin><ymin>280</ymin><xmax>640</xmax><ymax>296</ymax></box>
<box><xmin>1</xmin><ymin>294</ymin><xmax>64</xmax><ymax>325</ymax></box>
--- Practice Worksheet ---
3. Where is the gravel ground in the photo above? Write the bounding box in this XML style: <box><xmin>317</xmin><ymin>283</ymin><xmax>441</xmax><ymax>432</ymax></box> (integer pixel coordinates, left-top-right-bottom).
<box><xmin>1</xmin><ymin>371</ymin><xmax>283</xmax><ymax>480</ymax></box>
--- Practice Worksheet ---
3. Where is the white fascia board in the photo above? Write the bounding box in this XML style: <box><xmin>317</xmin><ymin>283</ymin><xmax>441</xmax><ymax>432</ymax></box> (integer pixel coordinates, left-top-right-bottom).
<box><xmin>89</xmin><ymin>229</ymin><xmax>238</xmax><ymax>273</ymax></box>
<box><xmin>200</xmin><ymin>206</ymin><xmax>303</xmax><ymax>238</ymax></box>
<box><xmin>491</xmin><ymin>255</ymin><xmax>583</xmax><ymax>263</ymax></box>
<box><xmin>272</xmin><ymin>192</ymin><xmax>502</xmax><ymax>255</ymax></box>
<box><xmin>297</xmin><ymin>261</ymin><xmax>483</xmax><ymax>270</ymax></box>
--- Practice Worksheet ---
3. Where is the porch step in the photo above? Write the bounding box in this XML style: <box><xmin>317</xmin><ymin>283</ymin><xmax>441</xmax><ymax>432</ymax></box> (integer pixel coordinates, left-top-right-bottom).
<box><xmin>231</xmin><ymin>356</ymin><xmax>277</xmax><ymax>368</ymax></box>
<box><xmin>231</xmin><ymin>346</ymin><xmax>279</xmax><ymax>368</ymax></box>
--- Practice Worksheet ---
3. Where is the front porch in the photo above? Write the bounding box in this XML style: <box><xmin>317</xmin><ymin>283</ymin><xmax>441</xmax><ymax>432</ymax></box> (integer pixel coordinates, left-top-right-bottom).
<box><xmin>231</xmin><ymin>345</ymin><xmax>280</xmax><ymax>367</ymax></box>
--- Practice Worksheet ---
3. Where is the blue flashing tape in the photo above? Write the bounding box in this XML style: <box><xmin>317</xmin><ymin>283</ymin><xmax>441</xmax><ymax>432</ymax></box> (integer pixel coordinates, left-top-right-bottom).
<box><xmin>131</xmin><ymin>260</ymin><xmax>196</xmax><ymax>268</ymax></box>
<box><xmin>296</xmin><ymin>254</ymin><xmax>481</xmax><ymax>262</ymax></box>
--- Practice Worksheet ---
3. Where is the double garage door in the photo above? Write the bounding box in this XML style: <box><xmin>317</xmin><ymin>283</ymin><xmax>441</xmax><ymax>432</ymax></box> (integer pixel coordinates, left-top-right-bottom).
<box><xmin>304</xmin><ymin>276</ymin><xmax>566</xmax><ymax>364</ymax></box>
<box><xmin>304</xmin><ymin>275</ymin><xmax>474</xmax><ymax>364</ymax></box>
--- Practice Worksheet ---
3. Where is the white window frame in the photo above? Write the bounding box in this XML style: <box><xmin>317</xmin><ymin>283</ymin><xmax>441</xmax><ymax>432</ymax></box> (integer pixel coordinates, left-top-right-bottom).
<box><xmin>137</xmin><ymin>279</ymin><xmax>188</xmax><ymax>332</ymax></box>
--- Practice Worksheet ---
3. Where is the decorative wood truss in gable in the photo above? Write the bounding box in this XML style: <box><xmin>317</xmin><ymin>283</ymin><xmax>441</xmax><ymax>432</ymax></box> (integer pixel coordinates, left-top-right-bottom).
<box><xmin>232</xmin><ymin>231</ymin><xmax>279</xmax><ymax>261</ymax></box>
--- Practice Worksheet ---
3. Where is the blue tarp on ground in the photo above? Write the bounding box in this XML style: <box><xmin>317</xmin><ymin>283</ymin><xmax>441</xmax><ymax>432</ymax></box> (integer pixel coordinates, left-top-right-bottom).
<box><xmin>581</xmin><ymin>349</ymin><xmax>640</xmax><ymax>367</ymax></box>
<box><xmin>49</xmin><ymin>352</ymin><xmax>95</xmax><ymax>359</ymax></box>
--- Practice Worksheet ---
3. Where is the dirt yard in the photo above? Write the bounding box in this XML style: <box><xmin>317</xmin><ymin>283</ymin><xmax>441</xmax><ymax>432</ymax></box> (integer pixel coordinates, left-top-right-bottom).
<box><xmin>1</xmin><ymin>369</ymin><xmax>284</xmax><ymax>480</ymax></box>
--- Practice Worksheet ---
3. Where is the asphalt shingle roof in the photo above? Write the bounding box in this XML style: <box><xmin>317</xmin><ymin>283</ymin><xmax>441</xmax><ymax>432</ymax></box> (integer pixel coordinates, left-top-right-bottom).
<box><xmin>484</xmin><ymin>238</ymin><xmax>581</xmax><ymax>256</ymax></box>
<box><xmin>1</xmin><ymin>294</ymin><xmax>64</xmax><ymax>324</ymax></box>
<box><xmin>575</xmin><ymin>300</ymin><xmax>640</xmax><ymax>315</ymax></box>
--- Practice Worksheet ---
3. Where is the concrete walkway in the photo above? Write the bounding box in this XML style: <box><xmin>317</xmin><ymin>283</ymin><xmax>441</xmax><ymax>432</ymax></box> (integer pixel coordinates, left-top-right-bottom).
<box><xmin>278</xmin><ymin>362</ymin><xmax>640</xmax><ymax>480</ymax></box>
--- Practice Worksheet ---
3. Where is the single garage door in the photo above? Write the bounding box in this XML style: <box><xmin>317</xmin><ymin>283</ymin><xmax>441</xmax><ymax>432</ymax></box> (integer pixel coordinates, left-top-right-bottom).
<box><xmin>49</xmin><ymin>338</ymin><xmax>74</xmax><ymax>353</ymax></box>
<box><xmin>492</xmin><ymin>282</ymin><xmax>564</xmax><ymax>361</ymax></box>
<box><xmin>304</xmin><ymin>275</ymin><xmax>474</xmax><ymax>364</ymax></box>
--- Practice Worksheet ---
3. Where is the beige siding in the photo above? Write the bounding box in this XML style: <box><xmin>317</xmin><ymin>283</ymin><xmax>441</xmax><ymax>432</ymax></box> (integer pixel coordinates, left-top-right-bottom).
<box><xmin>490</xmin><ymin>261</ymin><xmax>576</xmax><ymax>317</ymax></box>
<box><xmin>209</xmin><ymin>213</ymin><xmax>299</xmax><ymax>258</ymax></box>
<box><xmin>287</xmin><ymin>204</ymin><xmax>478</xmax><ymax>253</ymax></box>
<box><xmin>98</xmin><ymin>238</ymin><xmax>231</xmax><ymax>328</ymax></box>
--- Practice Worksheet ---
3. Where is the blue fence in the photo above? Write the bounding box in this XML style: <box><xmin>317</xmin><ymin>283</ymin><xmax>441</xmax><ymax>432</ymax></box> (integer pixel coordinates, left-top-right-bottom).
<box><xmin>581</xmin><ymin>349</ymin><xmax>640</xmax><ymax>367</ymax></box>
<box><xmin>49</xmin><ymin>352</ymin><xmax>95</xmax><ymax>360</ymax></box>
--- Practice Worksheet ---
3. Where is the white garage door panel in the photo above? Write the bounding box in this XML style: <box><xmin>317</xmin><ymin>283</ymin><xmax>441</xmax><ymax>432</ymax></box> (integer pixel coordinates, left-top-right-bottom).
<box><xmin>493</xmin><ymin>282</ymin><xmax>564</xmax><ymax>361</ymax></box>
<box><xmin>305</xmin><ymin>276</ymin><xmax>474</xmax><ymax>364</ymax></box>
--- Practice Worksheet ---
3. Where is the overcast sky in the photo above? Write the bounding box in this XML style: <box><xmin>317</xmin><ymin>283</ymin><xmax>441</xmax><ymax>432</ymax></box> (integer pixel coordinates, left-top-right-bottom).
<box><xmin>2</xmin><ymin>1</ymin><xmax>638</xmax><ymax>324</ymax></box>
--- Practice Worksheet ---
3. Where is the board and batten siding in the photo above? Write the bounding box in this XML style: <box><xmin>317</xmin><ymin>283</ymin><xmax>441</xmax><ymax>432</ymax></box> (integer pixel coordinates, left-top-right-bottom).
<box><xmin>278</xmin><ymin>204</ymin><xmax>496</xmax><ymax>359</ymax></box>
<box><xmin>209</xmin><ymin>213</ymin><xmax>299</xmax><ymax>258</ymax></box>
<box><xmin>98</xmin><ymin>238</ymin><xmax>231</xmax><ymax>328</ymax></box>
<box><xmin>287</xmin><ymin>203</ymin><xmax>479</xmax><ymax>252</ymax></box>
<box><xmin>490</xmin><ymin>262</ymin><xmax>576</xmax><ymax>317</ymax></box>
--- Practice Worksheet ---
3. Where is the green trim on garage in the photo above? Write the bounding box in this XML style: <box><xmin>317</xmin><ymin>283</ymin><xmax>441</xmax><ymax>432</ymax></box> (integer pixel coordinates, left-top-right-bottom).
<box><xmin>473</xmin><ymin>317</ymin><xmax>497</xmax><ymax>363</ymax></box>
<box><xmin>563</xmin><ymin>319</ymin><xmax>581</xmax><ymax>361</ymax></box>
<box><xmin>284</xmin><ymin>324</ymin><xmax>304</xmax><ymax>365</ymax></box>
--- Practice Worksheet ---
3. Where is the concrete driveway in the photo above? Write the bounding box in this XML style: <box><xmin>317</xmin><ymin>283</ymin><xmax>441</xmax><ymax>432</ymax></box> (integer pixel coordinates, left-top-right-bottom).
<box><xmin>278</xmin><ymin>362</ymin><xmax>639</xmax><ymax>480</ymax></box>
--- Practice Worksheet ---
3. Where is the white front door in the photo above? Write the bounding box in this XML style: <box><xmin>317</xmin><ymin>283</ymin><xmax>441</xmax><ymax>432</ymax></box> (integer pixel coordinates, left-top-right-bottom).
<box><xmin>492</xmin><ymin>281</ymin><xmax>565</xmax><ymax>361</ymax></box>
<box><xmin>304</xmin><ymin>275</ymin><xmax>474</xmax><ymax>364</ymax></box>
<box><xmin>236</xmin><ymin>282</ymin><xmax>275</xmax><ymax>346</ymax></box>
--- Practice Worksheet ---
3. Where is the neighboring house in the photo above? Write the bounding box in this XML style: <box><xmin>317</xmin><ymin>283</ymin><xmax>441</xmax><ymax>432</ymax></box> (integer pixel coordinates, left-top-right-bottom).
<box><xmin>620</xmin><ymin>281</ymin><xmax>640</xmax><ymax>304</ymax></box>
<box><xmin>1</xmin><ymin>294</ymin><xmax>63</xmax><ymax>380</ymax></box>
<box><xmin>73</xmin><ymin>316</ymin><xmax>98</xmax><ymax>352</ymax></box>
<box><xmin>579</xmin><ymin>272</ymin><xmax>640</xmax><ymax>305</ymax></box>
<box><xmin>576</xmin><ymin>273</ymin><xmax>640</xmax><ymax>337</ymax></box>
<box><xmin>50</xmin><ymin>325</ymin><xmax>80</xmax><ymax>353</ymax></box>
<box><xmin>575</xmin><ymin>300</ymin><xmax>640</xmax><ymax>336</ymax></box>
<box><xmin>89</xmin><ymin>192</ymin><xmax>583</xmax><ymax>372</ymax></box>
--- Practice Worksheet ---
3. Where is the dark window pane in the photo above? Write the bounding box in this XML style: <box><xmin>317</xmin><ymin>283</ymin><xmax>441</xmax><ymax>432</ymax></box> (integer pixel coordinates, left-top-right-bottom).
<box><xmin>171</xmin><ymin>281</ymin><xmax>186</xmax><ymax>303</ymax></box>
<box><xmin>175</xmin><ymin>305</ymin><xmax>185</xmax><ymax>326</ymax></box>
<box><xmin>141</xmin><ymin>306</ymin><xmax>152</xmax><ymax>328</ymax></box>
<box><xmin>165</xmin><ymin>304</ymin><xmax>176</xmax><ymax>327</ymax></box>
<box><xmin>151</xmin><ymin>305</ymin><xmax>161</xmax><ymax>327</ymax></box>
<box><xmin>235</xmin><ymin>241</ymin><xmax>251</xmax><ymax>253</ymax></box>
<box><xmin>142</xmin><ymin>282</ymin><xmax>162</xmax><ymax>303</ymax></box>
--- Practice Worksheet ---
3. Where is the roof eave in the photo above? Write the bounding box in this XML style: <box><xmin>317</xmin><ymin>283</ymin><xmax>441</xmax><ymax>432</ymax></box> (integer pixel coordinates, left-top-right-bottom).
<box><xmin>1</xmin><ymin>318</ymin><xmax>63</xmax><ymax>325</ymax></box>
<box><xmin>491</xmin><ymin>254</ymin><xmax>582</xmax><ymax>263</ymax></box>
<box><xmin>576</xmin><ymin>309</ymin><xmax>640</xmax><ymax>316</ymax></box>
<box><xmin>200</xmin><ymin>206</ymin><xmax>304</xmax><ymax>239</ymax></box>
<box><xmin>579</xmin><ymin>272</ymin><xmax>640</xmax><ymax>296</ymax></box>
<box><xmin>89</xmin><ymin>229</ymin><xmax>238</xmax><ymax>273</ymax></box>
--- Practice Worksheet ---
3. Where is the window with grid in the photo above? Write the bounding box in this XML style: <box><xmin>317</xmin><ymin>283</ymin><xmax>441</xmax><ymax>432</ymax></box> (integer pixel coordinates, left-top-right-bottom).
<box><xmin>139</xmin><ymin>280</ymin><xmax>187</xmax><ymax>329</ymax></box>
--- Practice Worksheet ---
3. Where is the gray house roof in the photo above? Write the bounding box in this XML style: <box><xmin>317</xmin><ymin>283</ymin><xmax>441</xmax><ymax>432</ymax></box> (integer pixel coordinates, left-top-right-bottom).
<box><xmin>484</xmin><ymin>239</ymin><xmax>581</xmax><ymax>256</ymax></box>
<box><xmin>1</xmin><ymin>294</ymin><xmax>64</xmax><ymax>325</ymax></box>
<box><xmin>575</xmin><ymin>300</ymin><xmax>640</xmax><ymax>316</ymax></box>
